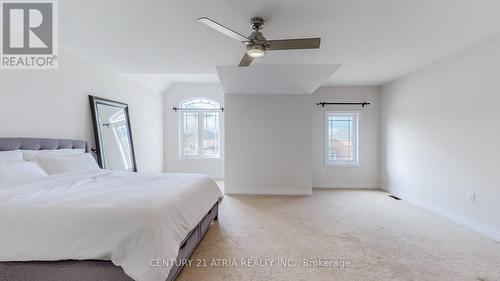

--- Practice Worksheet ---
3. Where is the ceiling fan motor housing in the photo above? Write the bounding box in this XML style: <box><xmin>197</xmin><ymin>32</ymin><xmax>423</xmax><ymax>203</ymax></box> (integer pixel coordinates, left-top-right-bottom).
<box><xmin>249</xmin><ymin>31</ymin><xmax>266</xmax><ymax>42</ymax></box>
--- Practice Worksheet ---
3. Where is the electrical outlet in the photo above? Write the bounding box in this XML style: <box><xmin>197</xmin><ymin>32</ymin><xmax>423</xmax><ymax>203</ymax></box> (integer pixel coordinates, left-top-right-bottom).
<box><xmin>468</xmin><ymin>193</ymin><xmax>476</xmax><ymax>203</ymax></box>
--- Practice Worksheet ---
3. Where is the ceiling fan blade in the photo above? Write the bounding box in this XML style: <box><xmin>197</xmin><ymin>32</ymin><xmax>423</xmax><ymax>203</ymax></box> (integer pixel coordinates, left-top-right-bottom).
<box><xmin>197</xmin><ymin>17</ymin><xmax>248</xmax><ymax>42</ymax></box>
<box><xmin>238</xmin><ymin>53</ymin><xmax>253</xmax><ymax>67</ymax></box>
<box><xmin>266</xmin><ymin>38</ymin><xmax>321</xmax><ymax>50</ymax></box>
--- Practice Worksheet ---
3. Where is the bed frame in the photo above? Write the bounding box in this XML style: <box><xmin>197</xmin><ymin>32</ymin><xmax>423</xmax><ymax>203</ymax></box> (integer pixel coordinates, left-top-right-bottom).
<box><xmin>0</xmin><ymin>138</ymin><xmax>220</xmax><ymax>281</ymax></box>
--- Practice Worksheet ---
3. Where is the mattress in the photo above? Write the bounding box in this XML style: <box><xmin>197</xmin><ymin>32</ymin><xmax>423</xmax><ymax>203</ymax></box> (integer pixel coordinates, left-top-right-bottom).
<box><xmin>0</xmin><ymin>170</ymin><xmax>222</xmax><ymax>281</ymax></box>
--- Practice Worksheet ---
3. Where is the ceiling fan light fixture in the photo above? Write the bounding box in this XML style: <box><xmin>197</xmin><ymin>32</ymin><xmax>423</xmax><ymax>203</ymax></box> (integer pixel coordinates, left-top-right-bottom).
<box><xmin>246</xmin><ymin>44</ymin><xmax>266</xmax><ymax>58</ymax></box>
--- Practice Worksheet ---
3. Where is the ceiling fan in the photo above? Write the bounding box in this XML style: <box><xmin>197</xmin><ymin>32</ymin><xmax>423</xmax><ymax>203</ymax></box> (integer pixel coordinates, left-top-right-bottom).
<box><xmin>197</xmin><ymin>16</ymin><xmax>321</xmax><ymax>67</ymax></box>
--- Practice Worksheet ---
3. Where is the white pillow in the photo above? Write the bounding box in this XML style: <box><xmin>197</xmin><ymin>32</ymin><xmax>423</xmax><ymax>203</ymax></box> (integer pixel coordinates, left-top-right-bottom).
<box><xmin>0</xmin><ymin>161</ymin><xmax>48</xmax><ymax>187</ymax></box>
<box><xmin>22</xmin><ymin>149</ymin><xmax>85</xmax><ymax>161</ymax></box>
<box><xmin>33</xmin><ymin>153</ymin><xmax>100</xmax><ymax>175</ymax></box>
<box><xmin>0</xmin><ymin>150</ymin><xmax>23</xmax><ymax>164</ymax></box>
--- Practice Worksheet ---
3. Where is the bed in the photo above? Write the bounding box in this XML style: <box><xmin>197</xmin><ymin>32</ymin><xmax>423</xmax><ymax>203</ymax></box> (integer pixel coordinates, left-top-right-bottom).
<box><xmin>0</xmin><ymin>138</ymin><xmax>222</xmax><ymax>281</ymax></box>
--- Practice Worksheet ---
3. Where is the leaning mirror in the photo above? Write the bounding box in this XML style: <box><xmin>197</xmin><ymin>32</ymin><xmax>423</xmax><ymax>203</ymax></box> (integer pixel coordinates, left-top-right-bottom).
<box><xmin>89</xmin><ymin>95</ymin><xmax>137</xmax><ymax>172</ymax></box>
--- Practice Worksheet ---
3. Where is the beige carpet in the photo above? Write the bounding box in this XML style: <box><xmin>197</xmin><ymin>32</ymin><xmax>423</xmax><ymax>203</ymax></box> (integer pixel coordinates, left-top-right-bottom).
<box><xmin>178</xmin><ymin>189</ymin><xmax>500</xmax><ymax>281</ymax></box>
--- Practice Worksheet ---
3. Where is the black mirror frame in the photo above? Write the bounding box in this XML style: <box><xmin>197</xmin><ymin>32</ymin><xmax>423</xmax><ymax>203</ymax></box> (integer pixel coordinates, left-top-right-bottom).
<box><xmin>89</xmin><ymin>95</ymin><xmax>138</xmax><ymax>172</ymax></box>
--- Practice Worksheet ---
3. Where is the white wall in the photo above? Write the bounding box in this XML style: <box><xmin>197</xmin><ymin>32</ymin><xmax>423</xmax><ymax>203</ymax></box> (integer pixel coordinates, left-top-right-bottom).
<box><xmin>163</xmin><ymin>83</ymin><xmax>224</xmax><ymax>179</ymax></box>
<box><xmin>225</xmin><ymin>94</ymin><xmax>312</xmax><ymax>195</ymax></box>
<box><xmin>312</xmin><ymin>86</ymin><xmax>380</xmax><ymax>188</ymax></box>
<box><xmin>0</xmin><ymin>50</ymin><xmax>163</xmax><ymax>172</ymax></box>
<box><xmin>380</xmin><ymin>35</ymin><xmax>500</xmax><ymax>240</ymax></box>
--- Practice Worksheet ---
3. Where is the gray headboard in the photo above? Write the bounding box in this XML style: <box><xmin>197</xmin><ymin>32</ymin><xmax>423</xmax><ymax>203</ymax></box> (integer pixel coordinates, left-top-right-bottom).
<box><xmin>0</xmin><ymin>138</ymin><xmax>89</xmax><ymax>152</ymax></box>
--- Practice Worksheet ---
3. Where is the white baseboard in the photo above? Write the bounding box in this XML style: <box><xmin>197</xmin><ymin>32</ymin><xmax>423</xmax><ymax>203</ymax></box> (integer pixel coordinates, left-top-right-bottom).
<box><xmin>313</xmin><ymin>182</ymin><xmax>379</xmax><ymax>189</ymax></box>
<box><xmin>389</xmin><ymin>188</ymin><xmax>500</xmax><ymax>242</ymax></box>
<box><xmin>224</xmin><ymin>187</ymin><xmax>313</xmax><ymax>196</ymax></box>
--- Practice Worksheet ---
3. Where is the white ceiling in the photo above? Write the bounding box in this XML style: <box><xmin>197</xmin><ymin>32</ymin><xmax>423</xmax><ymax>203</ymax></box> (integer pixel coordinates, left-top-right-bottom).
<box><xmin>60</xmin><ymin>0</ymin><xmax>500</xmax><ymax>90</ymax></box>
<box><xmin>122</xmin><ymin>73</ymin><xmax>219</xmax><ymax>93</ymax></box>
<box><xmin>217</xmin><ymin>64</ymin><xmax>341</xmax><ymax>94</ymax></box>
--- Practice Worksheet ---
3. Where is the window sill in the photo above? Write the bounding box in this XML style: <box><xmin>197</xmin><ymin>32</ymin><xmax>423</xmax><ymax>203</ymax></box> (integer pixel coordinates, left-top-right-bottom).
<box><xmin>324</xmin><ymin>163</ymin><xmax>360</xmax><ymax>167</ymax></box>
<box><xmin>178</xmin><ymin>156</ymin><xmax>221</xmax><ymax>161</ymax></box>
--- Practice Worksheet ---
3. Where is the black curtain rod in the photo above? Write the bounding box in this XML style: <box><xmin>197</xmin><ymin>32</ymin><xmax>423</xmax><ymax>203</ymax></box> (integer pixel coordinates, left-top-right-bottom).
<box><xmin>317</xmin><ymin>102</ymin><xmax>370</xmax><ymax>108</ymax></box>
<box><xmin>172</xmin><ymin>107</ymin><xmax>224</xmax><ymax>112</ymax></box>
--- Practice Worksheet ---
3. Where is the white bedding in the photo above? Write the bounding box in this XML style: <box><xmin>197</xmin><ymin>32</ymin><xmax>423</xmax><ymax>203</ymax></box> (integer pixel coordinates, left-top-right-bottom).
<box><xmin>0</xmin><ymin>170</ymin><xmax>222</xmax><ymax>281</ymax></box>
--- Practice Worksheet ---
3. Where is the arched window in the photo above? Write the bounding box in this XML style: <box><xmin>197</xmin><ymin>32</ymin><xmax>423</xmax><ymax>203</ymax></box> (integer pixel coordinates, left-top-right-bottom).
<box><xmin>178</xmin><ymin>98</ymin><xmax>221</xmax><ymax>158</ymax></box>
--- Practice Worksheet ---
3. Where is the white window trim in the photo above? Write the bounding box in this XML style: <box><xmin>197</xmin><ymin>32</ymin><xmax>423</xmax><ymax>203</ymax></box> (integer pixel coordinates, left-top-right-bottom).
<box><xmin>178</xmin><ymin>99</ymin><xmax>221</xmax><ymax>160</ymax></box>
<box><xmin>324</xmin><ymin>111</ymin><xmax>360</xmax><ymax>167</ymax></box>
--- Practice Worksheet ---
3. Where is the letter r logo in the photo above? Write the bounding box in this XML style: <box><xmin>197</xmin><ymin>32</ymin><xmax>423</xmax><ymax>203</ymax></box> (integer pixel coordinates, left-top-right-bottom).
<box><xmin>2</xmin><ymin>2</ymin><xmax>53</xmax><ymax>54</ymax></box>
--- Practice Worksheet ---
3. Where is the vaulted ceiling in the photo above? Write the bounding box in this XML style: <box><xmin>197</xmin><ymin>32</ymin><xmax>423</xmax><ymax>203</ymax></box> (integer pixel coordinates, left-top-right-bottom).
<box><xmin>60</xmin><ymin>0</ymin><xmax>500</xmax><ymax>89</ymax></box>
